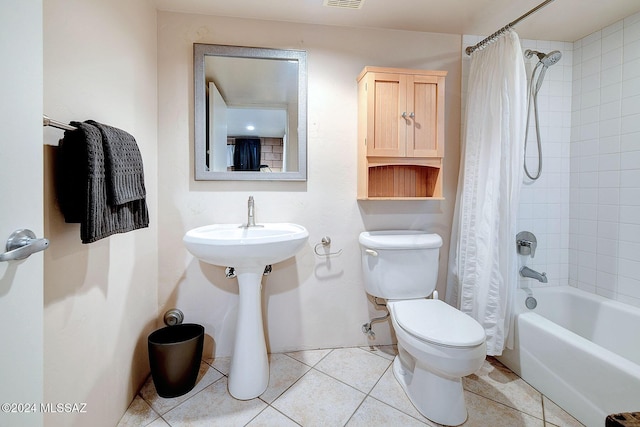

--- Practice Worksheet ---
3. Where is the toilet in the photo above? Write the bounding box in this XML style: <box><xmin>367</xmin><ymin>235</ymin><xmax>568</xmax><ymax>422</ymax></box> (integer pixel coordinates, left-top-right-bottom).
<box><xmin>359</xmin><ymin>230</ymin><xmax>486</xmax><ymax>426</ymax></box>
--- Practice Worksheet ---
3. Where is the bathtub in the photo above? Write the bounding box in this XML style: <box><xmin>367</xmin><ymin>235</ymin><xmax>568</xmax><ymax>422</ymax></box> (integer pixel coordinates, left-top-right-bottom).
<box><xmin>497</xmin><ymin>286</ymin><xmax>640</xmax><ymax>427</ymax></box>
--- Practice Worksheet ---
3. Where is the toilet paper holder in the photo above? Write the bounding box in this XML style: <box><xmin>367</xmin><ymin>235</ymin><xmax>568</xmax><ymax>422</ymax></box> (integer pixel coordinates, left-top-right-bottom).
<box><xmin>314</xmin><ymin>236</ymin><xmax>343</xmax><ymax>257</ymax></box>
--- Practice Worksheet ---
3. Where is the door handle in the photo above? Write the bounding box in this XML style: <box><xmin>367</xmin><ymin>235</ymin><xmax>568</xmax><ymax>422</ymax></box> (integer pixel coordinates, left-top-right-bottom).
<box><xmin>0</xmin><ymin>229</ymin><xmax>49</xmax><ymax>262</ymax></box>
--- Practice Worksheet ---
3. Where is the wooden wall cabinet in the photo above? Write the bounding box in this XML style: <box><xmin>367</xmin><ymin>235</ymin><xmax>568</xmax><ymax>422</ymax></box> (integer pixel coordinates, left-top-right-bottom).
<box><xmin>357</xmin><ymin>67</ymin><xmax>446</xmax><ymax>200</ymax></box>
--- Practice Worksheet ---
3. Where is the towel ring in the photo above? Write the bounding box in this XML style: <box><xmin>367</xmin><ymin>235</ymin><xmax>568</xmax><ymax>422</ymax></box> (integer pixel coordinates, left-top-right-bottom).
<box><xmin>314</xmin><ymin>236</ymin><xmax>343</xmax><ymax>257</ymax></box>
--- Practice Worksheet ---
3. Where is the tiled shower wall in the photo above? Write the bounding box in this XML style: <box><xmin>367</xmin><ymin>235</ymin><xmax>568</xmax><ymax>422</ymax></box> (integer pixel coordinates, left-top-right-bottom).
<box><xmin>570</xmin><ymin>12</ymin><xmax>640</xmax><ymax>307</ymax></box>
<box><xmin>462</xmin><ymin>10</ymin><xmax>640</xmax><ymax>309</ymax></box>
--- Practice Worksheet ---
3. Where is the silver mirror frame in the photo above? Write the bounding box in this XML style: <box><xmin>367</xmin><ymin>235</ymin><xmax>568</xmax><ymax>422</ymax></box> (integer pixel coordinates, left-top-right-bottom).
<box><xmin>194</xmin><ymin>43</ymin><xmax>308</xmax><ymax>181</ymax></box>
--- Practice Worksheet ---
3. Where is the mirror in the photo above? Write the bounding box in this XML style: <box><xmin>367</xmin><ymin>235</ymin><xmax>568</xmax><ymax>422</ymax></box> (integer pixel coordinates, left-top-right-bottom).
<box><xmin>194</xmin><ymin>43</ymin><xmax>307</xmax><ymax>181</ymax></box>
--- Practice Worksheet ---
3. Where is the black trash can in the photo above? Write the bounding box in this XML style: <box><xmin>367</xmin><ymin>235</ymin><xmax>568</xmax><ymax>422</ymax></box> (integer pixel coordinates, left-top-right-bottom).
<box><xmin>148</xmin><ymin>323</ymin><xmax>204</xmax><ymax>398</ymax></box>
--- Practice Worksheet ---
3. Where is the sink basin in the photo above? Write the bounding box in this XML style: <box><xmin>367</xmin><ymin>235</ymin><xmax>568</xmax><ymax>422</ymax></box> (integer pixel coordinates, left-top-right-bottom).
<box><xmin>183</xmin><ymin>222</ymin><xmax>309</xmax><ymax>400</ymax></box>
<box><xmin>183</xmin><ymin>223</ymin><xmax>309</xmax><ymax>268</ymax></box>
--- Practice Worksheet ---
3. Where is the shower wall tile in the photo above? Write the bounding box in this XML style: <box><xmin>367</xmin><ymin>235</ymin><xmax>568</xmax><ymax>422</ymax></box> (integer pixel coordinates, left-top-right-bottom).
<box><xmin>602</xmin><ymin>30</ymin><xmax>623</xmax><ymax>52</ymax></box>
<box><xmin>570</xmin><ymin>13</ymin><xmax>640</xmax><ymax>305</ymax></box>
<box><xmin>582</xmin><ymin>30</ymin><xmax>602</xmax><ymax>47</ymax></box>
<box><xmin>621</xmin><ymin>132</ymin><xmax>640</xmax><ymax>151</ymax></box>
<box><xmin>521</xmin><ymin>39</ymin><xmax>572</xmax><ymax>288</ymax></box>
<box><xmin>603</xmin><ymin>20</ymin><xmax>624</xmax><ymax>37</ymax></box>
<box><xmin>624</xmin><ymin>17</ymin><xmax>640</xmax><ymax>42</ymax></box>
<box><xmin>623</xmin><ymin>58</ymin><xmax>640</xmax><ymax>79</ymax></box>
<box><xmin>622</xmin><ymin>75</ymin><xmax>640</xmax><ymax>96</ymax></box>
<box><xmin>620</xmin><ymin>187</ymin><xmax>640</xmax><ymax>203</ymax></box>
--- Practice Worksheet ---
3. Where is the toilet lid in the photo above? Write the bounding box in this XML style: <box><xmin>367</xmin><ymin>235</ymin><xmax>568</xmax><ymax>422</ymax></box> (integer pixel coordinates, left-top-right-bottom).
<box><xmin>359</xmin><ymin>231</ymin><xmax>442</xmax><ymax>250</ymax></box>
<box><xmin>392</xmin><ymin>299</ymin><xmax>485</xmax><ymax>347</ymax></box>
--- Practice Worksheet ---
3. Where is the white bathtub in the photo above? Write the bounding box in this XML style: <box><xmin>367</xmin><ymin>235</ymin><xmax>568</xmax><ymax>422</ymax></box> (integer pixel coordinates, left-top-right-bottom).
<box><xmin>497</xmin><ymin>286</ymin><xmax>640</xmax><ymax>427</ymax></box>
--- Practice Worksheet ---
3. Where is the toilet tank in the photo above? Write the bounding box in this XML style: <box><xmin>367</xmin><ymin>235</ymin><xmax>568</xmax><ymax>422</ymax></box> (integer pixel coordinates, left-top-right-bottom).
<box><xmin>359</xmin><ymin>231</ymin><xmax>442</xmax><ymax>300</ymax></box>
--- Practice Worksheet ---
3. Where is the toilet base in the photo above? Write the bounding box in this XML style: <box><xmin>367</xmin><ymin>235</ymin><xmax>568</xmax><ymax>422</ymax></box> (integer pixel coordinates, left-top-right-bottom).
<box><xmin>392</xmin><ymin>356</ymin><xmax>467</xmax><ymax>426</ymax></box>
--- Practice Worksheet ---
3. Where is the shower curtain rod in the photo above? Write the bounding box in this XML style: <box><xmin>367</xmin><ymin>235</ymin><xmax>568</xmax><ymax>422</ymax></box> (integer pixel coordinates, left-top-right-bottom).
<box><xmin>43</xmin><ymin>115</ymin><xmax>77</xmax><ymax>131</ymax></box>
<box><xmin>465</xmin><ymin>0</ymin><xmax>555</xmax><ymax>55</ymax></box>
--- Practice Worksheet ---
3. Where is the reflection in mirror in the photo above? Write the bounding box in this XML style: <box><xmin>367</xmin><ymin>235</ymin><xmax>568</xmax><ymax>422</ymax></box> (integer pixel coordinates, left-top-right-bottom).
<box><xmin>194</xmin><ymin>44</ymin><xmax>307</xmax><ymax>181</ymax></box>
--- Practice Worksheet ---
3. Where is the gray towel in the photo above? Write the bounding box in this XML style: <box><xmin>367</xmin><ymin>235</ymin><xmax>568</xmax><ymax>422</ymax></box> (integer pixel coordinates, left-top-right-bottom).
<box><xmin>56</xmin><ymin>121</ymin><xmax>149</xmax><ymax>243</ymax></box>
<box><xmin>86</xmin><ymin>120</ymin><xmax>146</xmax><ymax>205</ymax></box>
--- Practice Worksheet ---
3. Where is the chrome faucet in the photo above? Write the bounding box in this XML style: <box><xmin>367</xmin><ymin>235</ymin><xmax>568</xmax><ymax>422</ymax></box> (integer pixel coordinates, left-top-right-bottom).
<box><xmin>239</xmin><ymin>196</ymin><xmax>264</xmax><ymax>228</ymax></box>
<box><xmin>519</xmin><ymin>266</ymin><xmax>548</xmax><ymax>283</ymax></box>
<box><xmin>246</xmin><ymin>196</ymin><xmax>256</xmax><ymax>227</ymax></box>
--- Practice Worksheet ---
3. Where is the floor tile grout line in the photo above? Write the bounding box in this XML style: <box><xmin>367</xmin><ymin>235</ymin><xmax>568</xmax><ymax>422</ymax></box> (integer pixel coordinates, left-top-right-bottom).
<box><xmin>145</xmin><ymin>372</ymin><xmax>228</xmax><ymax>419</ymax></box>
<box><xmin>309</xmin><ymin>361</ymin><xmax>387</xmax><ymax>396</ymax></box>
<box><xmin>342</xmin><ymin>394</ymin><xmax>368</xmax><ymax>426</ymax></box>
<box><xmin>129</xmin><ymin>348</ymin><xmax>581</xmax><ymax>427</ymax></box>
<box><xmin>363</xmin><ymin>363</ymin><xmax>438</xmax><ymax>426</ymax></box>
<box><xmin>263</xmin><ymin>350</ymin><xmax>396</xmax><ymax>426</ymax></box>
<box><xmin>248</xmin><ymin>402</ymin><xmax>303</xmax><ymax>427</ymax></box>
<box><xmin>364</xmin><ymin>394</ymin><xmax>436</xmax><ymax>426</ymax></box>
<box><xmin>148</xmin><ymin>352</ymin><xmax>321</xmax><ymax>426</ymax></box>
<box><xmin>155</xmin><ymin>352</ymin><xmax>430</xmax><ymax>425</ymax></box>
<box><xmin>346</xmin><ymin>358</ymin><xmax>447</xmax><ymax>426</ymax></box>
<box><xmin>282</xmin><ymin>347</ymin><xmax>334</xmax><ymax>368</ymax></box>
<box><xmin>464</xmin><ymin>387</ymin><xmax>546</xmax><ymax>423</ymax></box>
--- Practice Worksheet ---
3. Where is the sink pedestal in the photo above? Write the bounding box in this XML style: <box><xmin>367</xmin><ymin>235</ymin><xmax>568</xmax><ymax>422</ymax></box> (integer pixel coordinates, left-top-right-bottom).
<box><xmin>182</xmin><ymin>222</ymin><xmax>309</xmax><ymax>400</ymax></box>
<box><xmin>228</xmin><ymin>267</ymin><xmax>269</xmax><ymax>400</ymax></box>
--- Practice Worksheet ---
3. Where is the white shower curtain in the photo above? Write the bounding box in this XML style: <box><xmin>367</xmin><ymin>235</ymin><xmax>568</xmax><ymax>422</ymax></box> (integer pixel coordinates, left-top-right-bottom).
<box><xmin>446</xmin><ymin>31</ymin><xmax>527</xmax><ymax>356</ymax></box>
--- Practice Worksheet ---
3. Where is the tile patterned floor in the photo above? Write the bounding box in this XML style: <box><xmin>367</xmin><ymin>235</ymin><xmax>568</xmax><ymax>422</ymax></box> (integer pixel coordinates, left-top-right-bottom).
<box><xmin>117</xmin><ymin>346</ymin><xmax>585</xmax><ymax>427</ymax></box>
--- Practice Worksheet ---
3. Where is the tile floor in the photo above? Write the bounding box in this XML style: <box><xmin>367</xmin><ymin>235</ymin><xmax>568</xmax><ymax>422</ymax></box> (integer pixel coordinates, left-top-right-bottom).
<box><xmin>117</xmin><ymin>346</ymin><xmax>584</xmax><ymax>427</ymax></box>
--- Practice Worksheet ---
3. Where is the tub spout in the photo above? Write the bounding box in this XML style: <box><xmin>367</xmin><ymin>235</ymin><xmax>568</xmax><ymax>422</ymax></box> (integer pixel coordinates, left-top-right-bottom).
<box><xmin>520</xmin><ymin>266</ymin><xmax>548</xmax><ymax>283</ymax></box>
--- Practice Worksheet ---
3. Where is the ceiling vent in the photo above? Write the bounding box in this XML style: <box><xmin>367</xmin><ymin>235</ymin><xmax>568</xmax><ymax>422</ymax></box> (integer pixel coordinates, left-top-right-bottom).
<box><xmin>323</xmin><ymin>0</ymin><xmax>365</xmax><ymax>9</ymax></box>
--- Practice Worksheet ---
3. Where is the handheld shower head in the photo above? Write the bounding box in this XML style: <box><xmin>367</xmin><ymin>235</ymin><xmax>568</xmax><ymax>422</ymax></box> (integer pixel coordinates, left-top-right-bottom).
<box><xmin>541</xmin><ymin>50</ymin><xmax>562</xmax><ymax>67</ymax></box>
<box><xmin>523</xmin><ymin>48</ymin><xmax>562</xmax><ymax>181</ymax></box>
<box><xmin>524</xmin><ymin>49</ymin><xmax>562</xmax><ymax>67</ymax></box>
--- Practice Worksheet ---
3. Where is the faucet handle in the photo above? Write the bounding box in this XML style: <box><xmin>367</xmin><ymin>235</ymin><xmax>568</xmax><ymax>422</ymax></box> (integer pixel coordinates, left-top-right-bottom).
<box><xmin>516</xmin><ymin>231</ymin><xmax>537</xmax><ymax>258</ymax></box>
<box><xmin>517</xmin><ymin>239</ymin><xmax>535</xmax><ymax>257</ymax></box>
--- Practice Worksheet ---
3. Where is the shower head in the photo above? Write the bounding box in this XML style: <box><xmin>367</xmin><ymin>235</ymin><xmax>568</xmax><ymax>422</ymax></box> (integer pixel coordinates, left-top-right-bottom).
<box><xmin>524</xmin><ymin>49</ymin><xmax>562</xmax><ymax>67</ymax></box>
<box><xmin>541</xmin><ymin>50</ymin><xmax>562</xmax><ymax>67</ymax></box>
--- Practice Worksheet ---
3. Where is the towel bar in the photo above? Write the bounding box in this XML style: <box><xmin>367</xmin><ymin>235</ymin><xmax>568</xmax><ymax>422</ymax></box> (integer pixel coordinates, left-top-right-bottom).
<box><xmin>43</xmin><ymin>115</ymin><xmax>77</xmax><ymax>131</ymax></box>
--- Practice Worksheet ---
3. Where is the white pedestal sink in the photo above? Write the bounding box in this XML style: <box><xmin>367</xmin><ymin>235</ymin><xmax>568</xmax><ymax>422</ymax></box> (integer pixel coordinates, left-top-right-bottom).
<box><xmin>183</xmin><ymin>223</ymin><xmax>308</xmax><ymax>399</ymax></box>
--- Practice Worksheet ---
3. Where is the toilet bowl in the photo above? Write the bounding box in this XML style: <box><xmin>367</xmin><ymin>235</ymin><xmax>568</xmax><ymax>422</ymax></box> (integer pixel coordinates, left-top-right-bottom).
<box><xmin>389</xmin><ymin>299</ymin><xmax>486</xmax><ymax>425</ymax></box>
<box><xmin>359</xmin><ymin>231</ymin><xmax>487</xmax><ymax>426</ymax></box>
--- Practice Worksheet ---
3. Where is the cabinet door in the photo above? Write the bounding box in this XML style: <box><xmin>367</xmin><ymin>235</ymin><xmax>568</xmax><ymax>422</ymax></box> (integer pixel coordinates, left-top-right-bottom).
<box><xmin>406</xmin><ymin>74</ymin><xmax>444</xmax><ymax>157</ymax></box>
<box><xmin>366</xmin><ymin>73</ymin><xmax>407</xmax><ymax>157</ymax></box>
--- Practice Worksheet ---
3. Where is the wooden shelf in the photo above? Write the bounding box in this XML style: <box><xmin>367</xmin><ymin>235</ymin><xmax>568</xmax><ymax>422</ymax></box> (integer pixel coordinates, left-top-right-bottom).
<box><xmin>367</xmin><ymin>165</ymin><xmax>440</xmax><ymax>198</ymax></box>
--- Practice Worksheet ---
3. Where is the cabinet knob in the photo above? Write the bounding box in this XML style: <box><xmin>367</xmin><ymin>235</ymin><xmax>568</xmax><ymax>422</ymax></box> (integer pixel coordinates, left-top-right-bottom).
<box><xmin>401</xmin><ymin>112</ymin><xmax>415</xmax><ymax>119</ymax></box>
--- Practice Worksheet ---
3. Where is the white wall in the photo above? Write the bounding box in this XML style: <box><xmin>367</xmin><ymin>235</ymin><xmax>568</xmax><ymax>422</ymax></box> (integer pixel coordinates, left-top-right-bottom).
<box><xmin>158</xmin><ymin>12</ymin><xmax>462</xmax><ymax>357</ymax></box>
<box><xmin>570</xmin><ymin>11</ymin><xmax>640</xmax><ymax>307</ymax></box>
<box><xmin>43</xmin><ymin>0</ymin><xmax>159</xmax><ymax>425</ymax></box>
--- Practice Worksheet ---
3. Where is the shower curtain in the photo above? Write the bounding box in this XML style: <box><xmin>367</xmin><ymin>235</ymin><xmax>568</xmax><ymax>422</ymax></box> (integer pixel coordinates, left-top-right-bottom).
<box><xmin>446</xmin><ymin>31</ymin><xmax>527</xmax><ymax>356</ymax></box>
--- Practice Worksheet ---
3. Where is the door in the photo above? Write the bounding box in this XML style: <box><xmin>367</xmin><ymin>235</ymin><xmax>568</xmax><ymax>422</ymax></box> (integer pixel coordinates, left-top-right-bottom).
<box><xmin>406</xmin><ymin>74</ymin><xmax>444</xmax><ymax>157</ymax></box>
<box><xmin>367</xmin><ymin>72</ymin><xmax>407</xmax><ymax>157</ymax></box>
<box><xmin>0</xmin><ymin>1</ymin><xmax>45</xmax><ymax>426</ymax></box>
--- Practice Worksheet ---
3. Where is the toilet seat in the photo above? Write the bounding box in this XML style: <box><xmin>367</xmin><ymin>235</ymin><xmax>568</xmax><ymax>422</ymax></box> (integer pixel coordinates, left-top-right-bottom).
<box><xmin>391</xmin><ymin>299</ymin><xmax>485</xmax><ymax>348</ymax></box>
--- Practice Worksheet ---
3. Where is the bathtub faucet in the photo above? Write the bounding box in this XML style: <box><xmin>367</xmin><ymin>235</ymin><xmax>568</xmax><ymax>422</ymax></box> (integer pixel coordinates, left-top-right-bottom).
<box><xmin>520</xmin><ymin>266</ymin><xmax>548</xmax><ymax>283</ymax></box>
